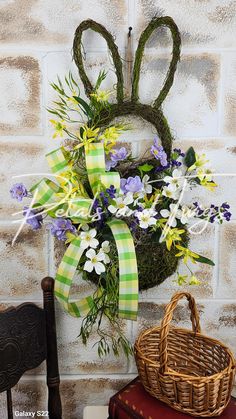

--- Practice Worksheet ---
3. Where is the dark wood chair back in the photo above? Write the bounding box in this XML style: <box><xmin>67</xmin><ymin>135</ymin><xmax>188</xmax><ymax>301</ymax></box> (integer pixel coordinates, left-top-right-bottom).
<box><xmin>0</xmin><ymin>277</ymin><xmax>62</xmax><ymax>419</ymax></box>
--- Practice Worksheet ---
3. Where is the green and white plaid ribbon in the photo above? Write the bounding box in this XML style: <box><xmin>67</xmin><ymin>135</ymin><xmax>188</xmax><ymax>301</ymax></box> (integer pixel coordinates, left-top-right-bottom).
<box><xmin>33</xmin><ymin>143</ymin><xmax>139</xmax><ymax>320</ymax></box>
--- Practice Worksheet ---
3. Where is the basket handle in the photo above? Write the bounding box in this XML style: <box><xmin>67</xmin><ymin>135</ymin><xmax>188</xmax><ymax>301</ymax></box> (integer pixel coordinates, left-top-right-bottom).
<box><xmin>159</xmin><ymin>292</ymin><xmax>201</xmax><ymax>374</ymax></box>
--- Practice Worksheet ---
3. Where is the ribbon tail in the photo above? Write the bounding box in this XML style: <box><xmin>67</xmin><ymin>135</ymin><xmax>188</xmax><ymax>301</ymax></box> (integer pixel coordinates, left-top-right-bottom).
<box><xmin>54</xmin><ymin>238</ymin><xmax>94</xmax><ymax>317</ymax></box>
<box><xmin>107</xmin><ymin>219</ymin><xmax>139</xmax><ymax>320</ymax></box>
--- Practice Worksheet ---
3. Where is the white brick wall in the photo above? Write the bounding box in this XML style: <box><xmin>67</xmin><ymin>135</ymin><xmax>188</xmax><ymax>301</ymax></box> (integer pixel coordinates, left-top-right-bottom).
<box><xmin>0</xmin><ymin>1</ymin><xmax>236</xmax><ymax>417</ymax></box>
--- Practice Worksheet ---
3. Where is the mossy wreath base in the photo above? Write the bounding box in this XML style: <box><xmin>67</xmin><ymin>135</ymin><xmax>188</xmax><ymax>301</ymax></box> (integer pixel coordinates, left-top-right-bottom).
<box><xmin>135</xmin><ymin>241</ymin><xmax>179</xmax><ymax>290</ymax></box>
<box><xmin>87</xmin><ymin>240</ymin><xmax>185</xmax><ymax>291</ymax></box>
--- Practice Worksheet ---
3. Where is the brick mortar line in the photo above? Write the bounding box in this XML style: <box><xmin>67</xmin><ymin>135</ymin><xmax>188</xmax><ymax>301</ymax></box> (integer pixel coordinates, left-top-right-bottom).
<box><xmin>0</xmin><ymin>46</ymin><xmax>236</xmax><ymax>53</ymax></box>
<box><xmin>0</xmin><ymin>298</ymin><xmax>236</xmax><ymax>304</ymax></box>
<box><xmin>20</xmin><ymin>373</ymin><xmax>137</xmax><ymax>381</ymax></box>
<box><xmin>218</xmin><ymin>51</ymin><xmax>224</xmax><ymax>136</ymax></box>
<box><xmin>213</xmin><ymin>223</ymin><xmax>220</xmax><ymax>298</ymax></box>
<box><xmin>1</xmin><ymin>136</ymin><xmax>236</xmax><ymax>144</ymax></box>
<box><xmin>1</xmin><ymin>135</ymin><xmax>236</xmax><ymax>141</ymax></box>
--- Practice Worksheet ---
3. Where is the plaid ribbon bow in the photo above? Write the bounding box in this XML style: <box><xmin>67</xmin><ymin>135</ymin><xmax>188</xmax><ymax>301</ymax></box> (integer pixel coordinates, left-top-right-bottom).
<box><xmin>32</xmin><ymin>143</ymin><xmax>138</xmax><ymax>320</ymax></box>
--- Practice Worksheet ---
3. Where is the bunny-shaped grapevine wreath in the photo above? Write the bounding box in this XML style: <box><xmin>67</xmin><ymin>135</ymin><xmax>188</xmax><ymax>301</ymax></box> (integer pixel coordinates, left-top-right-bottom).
<box><xmin>10</xmin><ymin>17</ymin><xmax>231</xmax><ymax>357</ymax></box>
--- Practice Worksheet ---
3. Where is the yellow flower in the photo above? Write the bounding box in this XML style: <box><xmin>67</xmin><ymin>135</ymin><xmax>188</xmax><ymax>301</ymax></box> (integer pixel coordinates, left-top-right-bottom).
<box><xmin>197</xmin><ymin>168</ymin><xmax>218</xmax><ymax>191</ymax></box>
<box><xmin>100</xmin><ymin>126</ymin><xmax>123</xmax><ymax>152</ymax></box>
<box><xmin>74</xmin><ymin>125</ymin><xmax>100</xmax><ymax>149</ymax></box>
<box><xmin>175</xmin><ymin>273</ymin><xmax>188</xmax><ymax>286</ymax></box>
<box><xmin>164</xmin><ymin>228</ymin><xmax>185</xmax><ymax>251</ymax></box>
<box><xmin>188</xmin><ymin>153</ymin><xmax>209</xmax><ymax>172</ymax></box>
<box><xmin>50</xmin><ymin>119</ymin><xmax>66</xmax><ymax>139</ymax></box>
<box><xmin>175</xmin><ymin>245</ymin><xmax>200</xmax><ymax>264</ymax></box>
<box><xmin>189</xmin><ymin>275</ymin><xmax>201</xmax><ymax>285</ymax></box>
<box><xmin>82</xmin><ymin>125</ymin><xmax>100</xmax><ymax>141</ymax></box>
<box><xmin>90</xmin><ymin>89</ymin><xmax>111</xmax><ymax>102</ymax></box>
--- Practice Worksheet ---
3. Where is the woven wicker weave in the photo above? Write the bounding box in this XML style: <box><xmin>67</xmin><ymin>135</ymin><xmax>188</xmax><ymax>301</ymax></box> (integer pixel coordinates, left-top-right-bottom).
<box><xmin>135</xmin><ymin>292</ymin><xmax>235</xmax><ymax>417</ymax></box>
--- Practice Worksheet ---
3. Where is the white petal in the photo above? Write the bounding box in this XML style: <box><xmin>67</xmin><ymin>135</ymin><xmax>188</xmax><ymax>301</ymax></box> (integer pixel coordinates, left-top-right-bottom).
<box><xmin>173</xmin><ymin>169</ymin><xmax>182</xmax><ymax>178</ymax></box>
<box><xmin>108</xmin><ymin>205</ymin><xmax>117</xmax><ymax>214</ymax></box>
<box><xmin>80</xmin><ymin>231</ymin><xmax>87</xmax><ymax>239</ymax></box>
<box><xmin>90</xmin><ymin>238</ymin><xmax>99</xmax><ymax>249</ymax></box>
<box><xmin>81</xmin><ymin>224</ymin><xmax>89</xmax><ymax>231</ymax></box>
<box><xmin>167</xmin><ymin>183</ymin><xmax>178</xmax><ymax>191</ymax></box>
<box><xmin>80</xmin><ymin>240</ymin><xmax>90</xmax><ymax>249</ymax></box>
<box><xmin>90</xmin><ymin>228</ymin><xmax>97</xmax><ymax>238</ymax></box>
<box><xmin>168</xmin><ymin>218</ymin><xmax>177</xmax><ymax>227</ymax></box>
<box><xmin>84</xmin><ymin>261</ymin><xmax>94</xmax><ymax>272</ymax></box>
<box><xmin>125</xmin><ymin>208</ymin><xmax>134</xmax><ymax>217</ymax></box>
<box><xmin>86</xmin><ymin>248</ymin><xmax>96</xmax><ymax>259</ymax></box>
<box><xmin>104</xmin><ymin>254</ymin><xmax>110</xmax><ymax>264</ymax></box>
<box><xmin>94</xmin><ymin>262</ymin><xmax>105</xmax><ymax>274</ymax></box>
<box><xmin>124</xmin><ymin>192</ymin><xmax>133</xmax><ymax>205</ymax></box>
<box><xmin>102</xmin><ymin>241</ymin><xmax>110</xmax><ymax>253</ymax></box>
<box><xmin>163</xmin><ymin>176</ymin><xmax>172</xmax><ymax>184</ymax></box>
<box><xmin>142</xmin><ymin>174</ymin><xmax>149</xmax><ymax>182</ymax></box>
<box><xmin>149</xmin><ymin>217</ymin><xmax>157</xmax><ymax>226</ymax></box>
<box><xmin>181</xmin><ymin>216</ymin><xmax>188</xmax><ymax>224</ymax></box>
<box><xmin>145</xmin><ymin>185</ymin><xmax>152</xmax><ymax>194</ymax></box>
<box><xmin>97</xmin><ymin>250</ymin><xmax>106</xmax><ymax>261</ymax></box>
<box><xmin>160</xmin><ymin>209</ymin><xmax>170</xmax><ymax>218</ymax></box>
<box><xmin>139</xmin><ymin>221</ymin><xmax>149</xmax><ymax>229</ymax></box>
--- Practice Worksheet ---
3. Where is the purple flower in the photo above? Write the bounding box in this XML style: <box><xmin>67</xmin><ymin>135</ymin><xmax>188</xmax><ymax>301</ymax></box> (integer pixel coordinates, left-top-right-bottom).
<box><xmin>92</xmin><ymin>198</ymin><xmax>100</xmax><ymax>211</ymax></box>
<box><xmin>48</xmin><ymin>218</ymin><xmax>76</xmax><ymax>241</ymax></box>
<box><xmin>121</xmin><ymin>176</ymin><xmax>143</xmax><ymax>193</ymax></box>
<box><xmin>105</xmin><ymin>147</ymin><xmax>128</xmax><ymax>171</ymax></box>
<box><xmin>222</xmin><ymin>202</ymin><xmax>230</xmax><ymax>210</ymax></box>
<box><xmin>193</xmin><ymin>202</ymin><xmax>204</xmax><ymax>216</ymax></box>
<box><xmin>99</xmin><ymin>192</ymin><xmax>109</xmax><ymax>207</ymax></box>
<box><xmin>106</xmin><ymin>185</ymin><xmax>116</xmax><ymax>198</ymax></box>
<box><xmin>223</xmin><ymin>211</ymin><xmax>231</xmax><ymax>221</ymax></box>
<box><xmin>111</xmin><ymin>147</ymin><xmax>128</xmax><ymax>162</ymax></box>
<box><xmin>171</xmin><ymin>160</ymin><xmax>182</xmax><ymax>167</ymax></box>
<box><xmin>10</xmin><ymin>183</ymin><xmax>28</xmax><ymax>201</ymax></box>
<box><xmin>151</xmin><ymin>137</ymin><xmax>168</xmax><ymax>166</ymax></box>
<box><xmin>221</xmin><ymin>202</ymin><xmax>231</xmax><ymax>221</ymax></box>
<box><xmin>155</xmin><ymin>163</ymin><xmax>170</xmax><ymax>173</ymax></box>
<box><xmin>23</xmin><ymin>206</ymin><xmax>43</xmax><ymax>230</ymax></box>
<box><xmin>105</xmin><ymin>159</ymin><xmax>117</xmax><ymax>171</ymax></box>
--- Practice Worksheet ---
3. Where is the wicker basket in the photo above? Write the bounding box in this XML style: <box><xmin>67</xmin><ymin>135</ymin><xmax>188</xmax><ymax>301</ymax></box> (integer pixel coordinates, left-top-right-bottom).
<box><xmin>134</xmin><ymin>292</ymin><xmax>236</xmax><ymax>417</ymax></box>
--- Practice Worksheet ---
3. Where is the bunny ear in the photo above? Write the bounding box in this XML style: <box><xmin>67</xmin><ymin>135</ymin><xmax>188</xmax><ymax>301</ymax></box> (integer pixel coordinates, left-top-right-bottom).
<box><xmin>132</xmin><ymin>17</ymin><xmax>181</xmax><ymax>109</ymax></box>
<box><xmin>73</xmin><ymin>19</ymin><xmax>124</xmax><ymax>103</ymax></box>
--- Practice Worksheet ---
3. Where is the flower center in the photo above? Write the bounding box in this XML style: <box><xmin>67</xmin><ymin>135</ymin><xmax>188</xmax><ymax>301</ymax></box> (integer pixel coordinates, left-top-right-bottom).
<box><xmin>91</xmin><ymin>257</ymin><xmax>98</xmax><ymax>264</ymax></box>
<box><xmin>118</xmin><ymin>203</ymin><xmax>125</xmax><ymax>209</ymax></box>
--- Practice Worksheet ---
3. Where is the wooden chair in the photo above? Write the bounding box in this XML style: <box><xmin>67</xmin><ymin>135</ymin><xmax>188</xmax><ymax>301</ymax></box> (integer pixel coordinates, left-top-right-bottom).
<box><xmin>0</xmin><ymin>277</ymin><xmax>62</xmax><ymax>419</ymax></box>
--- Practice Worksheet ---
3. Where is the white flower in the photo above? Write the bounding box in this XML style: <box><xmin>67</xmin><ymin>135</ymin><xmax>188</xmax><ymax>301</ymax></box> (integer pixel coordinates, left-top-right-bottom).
<box><xmin>135</xmin><ymin>208</ymin><xmax>157</xmax><ymax>229</ymax></box>
<box><xmin>142</xmin><ymin>175</ymin><xmax>152</xmax><ymax>194</ymax></box>
<box><xmin>160</xmin><ymin>204</ymin><xmax>196</xmax><ymax>226</ymax></box>
<box><xmin>160</xmin><ymin>203</ymin><xmax>181</xmax><ymax>227</ymax></box>
<box><xmin>162</xmin><ymin>185</ymin><xmax>180</xmax><ymax>200</ymax></box>
<box><xmin>101</xmin><ymin>241</ymin><xmax>110</xmax><ymax>253</ymax></box>
<box><xmin>163</xmin><ymin>169</ymin><xmax>185</xmax><ymax>191</ymax></box>
<box><xmin>98</xmin><ymin>241</ymin><xmax>111</xmax><ymax>264</ymax></box>
<box><xmin>84</xmin><ymin>248</ymin><xmax>105</xmax><ymax>274</ymax></box>
<box><xmin>178</xmin><ymin>205</ymin><xmax>196</xmax><ymax>224</ymax></box>
<box><xmin>108</xmin><ymin>192</ymin><xmax>134</xmax><ymax>217</ymax></box>
<box><xmin>81</xmin><ymin>223</ymin><xmax>89</xmax><ymax>231</ymax></box>
<box><xmin>80</xmin><ymin>228</ymin><xmax>99</xmax><ymax>249</ymax></box>
<box><xmin>134</xmin><ymin>175</ymin><xmax>153</xmax><ymax>203</ymax></box>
